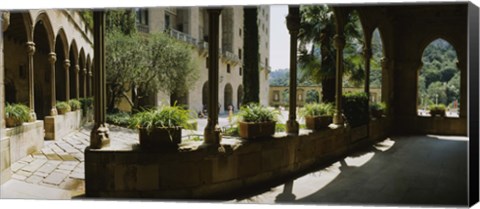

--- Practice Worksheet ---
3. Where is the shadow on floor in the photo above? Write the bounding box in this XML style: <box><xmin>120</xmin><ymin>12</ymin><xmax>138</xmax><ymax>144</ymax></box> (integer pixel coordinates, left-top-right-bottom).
<box><xmin>232</xmin><ymin>135</ymin><xmax>468</xmax><ymax>207</ymax></box>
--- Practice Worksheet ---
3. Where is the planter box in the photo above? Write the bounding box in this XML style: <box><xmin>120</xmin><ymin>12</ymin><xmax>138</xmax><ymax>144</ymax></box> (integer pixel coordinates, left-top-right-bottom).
<box><xmin>5</xmin><ymin>117</ymin><xmax>22</xmax><ymax>128</ymax></box>
<box><xmin>139</xmin><ymin>127</ymin><xmax>182</xmax><ymax>150</ymax></box>
<box><xmin>238</xmin><ymin>121</ymin><xmax>276</xmax><ymax>139</ymax></box>
<box><xmin>429</xmin><ymin>109</ymin><xmax>445</xmax><ymax>117</ymax></box>
<box><xmin>305</xmin><ymin>116</ymin><xmax>332</xmax><ymax>131</ymax></box>
<box><xmin>351</xmin><ymin>125</ymin><xmax>368</xmax><ymax>142</ymax></box>
<box><xmin>371</xmin><ymin>109</ymin><xmax>384</xmax><ymax>119</ymax></box>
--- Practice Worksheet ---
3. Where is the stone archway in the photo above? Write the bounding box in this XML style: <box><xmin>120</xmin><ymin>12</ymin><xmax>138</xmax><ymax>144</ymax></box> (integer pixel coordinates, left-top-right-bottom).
<box><xmin>55</xmin><ymin>29</ymin><xmax>68</xmax><ymax>102</ymax></box>
<box><xmin>224</xmin><ymin>83</ymin><xmax>233</xmax><ymax>111</ymax></box>
<box><xmin>33</xmin><ymin>17</ymin><xmax>53</xmax><ymax>120</ymax></box>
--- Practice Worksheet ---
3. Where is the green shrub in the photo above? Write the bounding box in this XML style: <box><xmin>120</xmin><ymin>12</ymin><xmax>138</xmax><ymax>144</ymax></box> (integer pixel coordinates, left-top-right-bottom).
<box><xmin>299</xmin><ymin>103</ymin><xmax>334</xmax><ymax>118</ymax></box>
<box><xmin>370</xmin><ymin>102</ymin><xmax>386</xmax><ymax>112</ymax></box>
<box><xmin>129</xmin><ymin>105</ymin><xmax>194</xmax><ymax>131</ymax></box>
<box><xmin>106</xmin><ymin>112</ymin><xmax>132</xmax><ymax>127</ymax></box>
<box><xmin>80</xmin><ymin>97</ymin><xmax>93</xmax><ymax>110</ymax></box>
<box><xmin>5</xmin><ymin>103</ymin><xmax>30</xmax><ymax>126</ymax></box>
<box><xmin>428</xmin><ymin>104</ymin><xmax>446</xmax><ymax>111</ymax></box>
<box><xmin>342</xmin><ymin>92</ymin><xmax>368</xmax><ymax>128</ymax></box>
<box><xmin>68</xmin><ymin>99</ymin><xmax>81</xmax><ymax>111</ymax></box>
<box><xmin>275</xmin><ymin>123</ymin><xmax>286</xmax><ymax>132</ymax></box>
<box><xmin>56</xmin><ymin>101</ymin><xmax>71</xmax><ymax>114</ymax></box>
<box><xmin>238</xmin><ymin>103</ymin><xmax>280</xmax><ymax>123</ymax></box>
<box><xmin>223</xmin><ymin>126</ymin><xmax>239</xmax><ymax>136</ymax></box>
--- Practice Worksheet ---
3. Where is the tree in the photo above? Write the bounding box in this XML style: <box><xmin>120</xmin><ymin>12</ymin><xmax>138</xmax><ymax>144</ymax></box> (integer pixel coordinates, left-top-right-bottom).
<box><xmin>242</xmin><ymin>7</ymin><xmax>260</xmax><ymax>104</ymax></box>
<box><xmin>298</xmin><ymin>5</ymin><xmax>364</xmax><ymax>103</ymax></box>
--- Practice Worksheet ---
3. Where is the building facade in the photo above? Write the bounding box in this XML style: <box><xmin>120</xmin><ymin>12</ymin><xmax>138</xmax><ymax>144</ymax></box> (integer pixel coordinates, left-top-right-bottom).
<box><xmin>135</xmin><ymin>6</ymin><xmax>270</xmax><ymax>114</ymax></box>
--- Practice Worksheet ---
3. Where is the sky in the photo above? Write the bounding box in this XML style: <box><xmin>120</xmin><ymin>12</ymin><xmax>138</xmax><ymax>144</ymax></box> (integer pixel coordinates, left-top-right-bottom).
<box><xmin>269</xmin><ymin>5</ymin><xmax>290</xmax><ymax>71</ymax></box>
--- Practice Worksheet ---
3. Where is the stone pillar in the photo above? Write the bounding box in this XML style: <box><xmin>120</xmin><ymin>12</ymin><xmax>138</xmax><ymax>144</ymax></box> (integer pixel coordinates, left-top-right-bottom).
<box><xmin>64</xmin><ymin>59</ymin><xmax>70</xmax><ymax>100</ymax></box>
<box><xmin>333</xmin><ymin>35</ymin><xmax>345</xmax><ymax>126</ymax></box>
<box><xmin>75</xmin><ymin>65</ymin><xmax>80</xmax><ymax>99</ymax></box>
<box><xmin>203</xmin><ymin>8</ymin><xmax>222</xmax><ymax>145</ymax></box>
<box><xmin>48</xmin><ymin>52</ymin><xmax>57</xmax><ymax>116</ymax></box>
<box><xmin>458</xmin><ymin>61</ymin><xmax>467</xmax><ymax>118</ymax></box>
<box><xmin>381</xmin><ymin>57</ymin><xmax>391</xmax><ymax>113</ymax></box>
<box><xmin>89</xmin><ymin>71</ymin><xmax>93</xmax><ymax>97</ymax></box>
<box><xmin>364</xmin><ymin>47</ymin><xmax>372</xmax><ymax>98</ymax></box>
<box><xmin>82</xmin><ymin>68</ymin><xmax>87</xmax><ymax>99</ymax></box>
<box><xmin>1</xmin><ymin>12</ymin><xmax>6</xmax><ymax>129</ymax></box>
<box><xmin>285</xmin><ymin>6</ymin><xmax>300</xmax><ymax>135</ymax></box>
<box><xmin>90</xmin><ymin>11</ymin><xmax>110</xmax><ymax>149</ymax></box>
<box><xmin>26</xmin><ymin>42</ymin><xmax>37</xmax><ymax>121</ymax></box>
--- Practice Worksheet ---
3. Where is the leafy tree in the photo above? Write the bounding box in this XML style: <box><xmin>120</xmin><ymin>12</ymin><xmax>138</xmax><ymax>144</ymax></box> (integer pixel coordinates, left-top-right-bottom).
<box><xmin>426</xmin><ymin>81</ymin><xmax>447</xmax><ymax>105</ymax></box>
<box><xmin>242</xmin><ymin>7</ymin><xmax>260</xmax><ymax>104</ymax></box>
<box><xmin>106</xmin><ymin>9</ymin><xmax>137</xmax><ymax>35</ymax></box>
<box><xmin>298</xmin><ymin>5</ymin><xmax>364</xmax><ymax>103</ymax></box>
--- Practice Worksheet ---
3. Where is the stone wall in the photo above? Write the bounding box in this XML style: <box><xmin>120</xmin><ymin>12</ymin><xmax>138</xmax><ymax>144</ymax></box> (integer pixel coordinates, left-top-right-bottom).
<box><xmin>85</xmin><ymin>118</ymin><xmax>393</xmax><ymax>199</ymax></box>
<box><xmin>1</xmin><ymin>135</ymin><xmax>11</xmax><ymax>184</ymax></box>
<box><xmin>44</xmin><ymin>109</ymin><xmax>82</xmax><ymax>140</ymax></box>
<box><xmin>5</xmin><ymin>121</ymin><xmax>44</xmax><ymax>163</ymax></box>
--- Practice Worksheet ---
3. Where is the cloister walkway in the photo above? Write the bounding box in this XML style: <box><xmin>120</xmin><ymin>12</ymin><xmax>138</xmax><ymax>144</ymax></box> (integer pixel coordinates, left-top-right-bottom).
<box><xmin>1</xmin><ymin>125</ymin><xmax>468</xmax><ymax>206</ymax></box>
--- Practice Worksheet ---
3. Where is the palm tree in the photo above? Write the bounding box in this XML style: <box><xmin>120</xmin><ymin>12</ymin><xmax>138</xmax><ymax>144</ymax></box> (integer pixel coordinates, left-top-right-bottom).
<box><xmin>298</xmin><ymin>5</ymin><xmax>364</xmax><ymax>103</ymax></box>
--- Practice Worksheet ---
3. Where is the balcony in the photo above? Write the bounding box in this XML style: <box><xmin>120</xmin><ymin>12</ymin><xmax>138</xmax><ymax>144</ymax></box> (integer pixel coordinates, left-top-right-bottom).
<box><xmin>167</xmin><ymin>28</ymin><xmax>197</xmax><ymax>46</ymax></box>
<box><xmin>222</xmin><ymin>49</ymin><xmax>241</xmax><ymax>65</ymax></box>
<box><xmin>136</xmin><ymin>24</ymin><xmax>149</xmax><ymax>33</ymax></box>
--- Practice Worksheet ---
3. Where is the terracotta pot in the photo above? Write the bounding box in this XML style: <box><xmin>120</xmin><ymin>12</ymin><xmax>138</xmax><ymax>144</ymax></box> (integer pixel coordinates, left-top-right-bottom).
<box><xmin>371</xmin><ymin>109</ymin><xmax>384</xmax><ymax>118</ymax></box>
<box><xmin>5</xmin><ymin>117</ymin><xmax>22</xmax><ymax>128</ymax></box>
<box><xmin>57</xmin><ymin>108</ymin><xmax>69</xmax><ymax>115</ymax></box>
<box><xmin>238</xmin><ymin>121</ymin><xmax>276</xmax><ymax>139</ymax></box>
<box><xmin>305</xmin><ymin>115</ymin><xmax>332</xmax><ymax>131</ymax></box>
<box><xmin>139</xmin><ymin>127</ymin><xmax>182</xmax><ymax>150</ymax></box>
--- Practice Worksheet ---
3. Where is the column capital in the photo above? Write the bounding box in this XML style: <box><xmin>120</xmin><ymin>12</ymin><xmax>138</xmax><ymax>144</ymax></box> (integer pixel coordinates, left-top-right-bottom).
<box><xmin>64</xmin><ymin>59</ymin><xmax>71</xmax><ymax>69</ymax></box>
<box><xmin>2</xmin><ymin>11</ymin><xmax>10</xmax><ymax>32</ymax></box>
<box><xmin>26</xmin><ymin>42</ymin><xmax>36</xmax><ymax>56</ymax></box>
<box><xmin>363</xmin><ymin>47</ymin><xmax>372</xmax><ymax>60</ymax></box>
<box><xmin>286</xmin><ymin>6</ymin><xmax>300</xmax><ymax>34</ymax></box>
<box><xmin>75</xmin><ymin>65</ymin><xmax>80</xmax><ymax>73</ymax></box>
<box><xmin>48</xmin><ymin>52</ymin><xmax>57</xmax><ymax>64</ymax></box>
<box><xmin>83</xmin><ymin>68</ymin><xmax>87</xmax><ymax>74</ymax></box>
<box><xmin>333</xmin><ymin>35</ymin><xmax>346</xmax><ymax>50</ymax></box>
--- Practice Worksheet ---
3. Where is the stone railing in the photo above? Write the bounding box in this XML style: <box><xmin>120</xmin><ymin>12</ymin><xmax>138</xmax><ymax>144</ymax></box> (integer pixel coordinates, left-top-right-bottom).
<box><xmin>136</xmin><ymin>24</ymin><xmax>149</xmax><ymax>33</ymax></box>
<box><xmin>167</xmin><ymin>28</ymin><xmax>197</xmax><ymax>46</ymax></box>
<box><xmin>222</xmin><ymin>49</ymin><xmax>241</xmax><ymax>65</ymax></box>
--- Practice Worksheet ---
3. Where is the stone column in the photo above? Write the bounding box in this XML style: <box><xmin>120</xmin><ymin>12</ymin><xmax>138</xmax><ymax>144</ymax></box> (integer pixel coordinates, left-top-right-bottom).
<box><xmin>203</xmin><ymin>8</ymin><xmax>222</xmax><ymax>145</ymax></box>
<box><xmin>48</xmin><ymin>52</ymin><xmax>57</xmax><ymax>116</ymax></box>
<box><xmin>64</xmin><ymin>59</ymin><xmax>70</xmax><ymax>100</ymax></box>
<box><xmin>333</xmin><ymin>35</ymin><xmax>345</xmax><ymax>126</ymax></box>
<box><xmin>458</xmin><ymin>61</ymin><xmax>467</xmax><ymax>118</ymax></box>
<box><xmin>26</xmin><ymin>42</ymin><xmax>37</xmax><ymax>121</ymax></box>
<box><xmin>82</xmin><ymin>68</ymin><xmax>87</xmax><ymax>98</ymax></box>
<box><xmin>285</xmin><ymin>6</ymin><xmax>300</xmax><ymax>135</ymax></box>
<box><xmin>90</xmin><ymin>11</ymin><xmax>110</xmax><ymax>149</ymax></box>
<box><xmin>1</xmin><ymin>12</ymin><xmax>6</xmax><ymax>129</ymax></box>
<box><xmin>89</xmin><ymin>71</ymin><xmax>93</xmax><ymax>97</ymax></box>
<box><xmin>381</xmin><ymin>57</ymin><xmax>391</xmax><ymax>113</ymax></box>
<box><xmin>75</xmin><ymin>65</ymin><xmax>80</xmax><ymax>99</ymax></box>
<box><xmin>364</xmin><ymin>47</ymin><xmax>372</xmax><ymax>98</ymax></box>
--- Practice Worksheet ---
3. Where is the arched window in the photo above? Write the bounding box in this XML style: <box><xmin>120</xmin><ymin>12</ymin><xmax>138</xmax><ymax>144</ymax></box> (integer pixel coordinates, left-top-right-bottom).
<box><xmin>417</xmin><ymin>39</ymin><xmax>460</xmax><ymax>118</ymax></box>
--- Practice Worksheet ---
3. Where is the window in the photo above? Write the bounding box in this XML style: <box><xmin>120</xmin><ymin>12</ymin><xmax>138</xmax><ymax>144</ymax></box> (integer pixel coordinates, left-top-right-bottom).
<box><xmin>239</xmin><ymin>67</ymin><xmax>242</xmax><ymax>76</ymax></box>
<box><xmin>238</xmin><ymin>49</ymin><xmax>242</xmax><ymax>60</ymax></box>
<box><xmin>206</xmin><ymin>57</ymin><xmax>209</xmax><ymax>68</ymax></box>
<box><xmin>227</xmin><ymin>64</ymin><xmax>231</xmax><ymax>73</ymax></box>
<box><xmin>136</xmin><ymin>9</ymin><xmax>149</xmax><ymax>25</ymax></box>
<box><xmin>165</xmin><ymin>14</ymin><xmax>171</xmax><ymax>29</ymax></box>
<box><xmin>265</xmin><ymin>57</ymin><xmax>269</xmax><ymax>67</ymax></box>
<box><xmin>239</xmin><ymin>28</ymin><xmax>242</xmax><ymax>36</ymax></box>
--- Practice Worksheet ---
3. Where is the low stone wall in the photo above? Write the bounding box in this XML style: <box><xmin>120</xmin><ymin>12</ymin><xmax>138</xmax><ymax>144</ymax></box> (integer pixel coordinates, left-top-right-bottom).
<box><xmin>85</xmin><ymin>118</ymin><xmax>393</xmax><ymax>199</ymax></box>
<box><xmin>369</xmin><ymin>117</ymin><xmax>393</xmax><ymax>141</ymax></box>
<box><xmin>5</xmin><ymin>121</ymin><xmax>44</xmax><ymax>164</ymax></box>
<box><xmin>1</xmin><ymin>135</ymin><xmax>11</xmax><ymax>184</ymax></box>
<box><xmin>81</xmin><ymin>108</ymin><xmax>94</xmax><ymax>125</ymax></box>
<box><xmin>396</xmin><ymin>116</ymin><xmax>467</xmax><ymax>136</ymax></box>
<box><xmin>45</xmin><ymin>110</ymin><xmax>82</xmax><ymax>140</ymax></box>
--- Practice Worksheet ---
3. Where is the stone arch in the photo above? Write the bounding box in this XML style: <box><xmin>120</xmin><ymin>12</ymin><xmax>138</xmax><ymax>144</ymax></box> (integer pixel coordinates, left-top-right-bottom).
<box><xmin>55</xmin><ymin>30</ymin><xmax>68</xmax><ymax>101</ymax></box>
<box><xmin>33</xmin><ymin>17</ymin><xmax>53</xmax><ymax>119</ymax></box>
<box><xmin>417</xmin><ymin>38</ymin><xmax>460</xmax><ymax>117</ymax></box>
<box><xmin>237</xmin><ymin>85</ymin><xmax>243</xmax><ymax>110</ymax></box>
<box><xmin>69</xmin><ymin>40</ymin><xmax>78</xmax><ymax>99</ymax></box>
<box><xmin>4</xmin><ymin>12</ymin><xmax>32</xmax><ymax>106</ymax></box>
<box><xmin>224</xmin><ymin>83</ymin><xmax>233</xmax><ymax>111</ymax></box>
<box><xmin>79</xmin><ymin>48</ymin><xmax>86</xmax><ymax>98</ymax></box>
<box><xmin>33</xmin><ymin>11</ymin><xmax>55</xmax><ymax>51</ymax></box>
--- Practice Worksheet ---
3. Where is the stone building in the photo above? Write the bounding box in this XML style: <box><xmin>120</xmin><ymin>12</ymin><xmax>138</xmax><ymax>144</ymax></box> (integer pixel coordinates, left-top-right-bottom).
<box><xmin>134</xmin><ymin>6</ymin><xmax>271</xmax><ymax>113</ymax></box>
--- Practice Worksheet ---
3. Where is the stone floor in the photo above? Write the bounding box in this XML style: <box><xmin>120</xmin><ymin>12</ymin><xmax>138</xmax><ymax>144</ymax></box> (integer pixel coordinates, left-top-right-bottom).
<box><xmin>1</xmin><ymin>124</ymin><xmax>469</xmax><ymax>207</ymax></box>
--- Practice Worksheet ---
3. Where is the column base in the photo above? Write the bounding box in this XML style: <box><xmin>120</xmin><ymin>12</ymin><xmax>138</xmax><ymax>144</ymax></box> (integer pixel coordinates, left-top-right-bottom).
<box><xmin>333</xmin><ymin>113</ymin><xmax>344</xmax><ymax>125</ymax></box>
<box><xmin>204</xmin><ymin>124</ymin><xmax>222</xmax><ymax>145</ymax></box>
<box><xmin>90</xmin><ymin>123</ymin><xmax>110</xmax><ymax>149</ymax></box>
<box><xmin>50</xmin><ymin>108</ymin><xmax>58</xmax><ymax>116</ymax></box>
<box><xmin>29</xmin><ymin>111</ymin><xmax>37</xmax><ymax>122</ymax></box>
<box><xmin>286</xmin><ymin>120</ymin><xmax>299</xmax><ymax>135</ymax></box>
<box><xmin>328</xmin><ymin>123</ymin><xmax>344</xmax><ymax>129</ymax></box>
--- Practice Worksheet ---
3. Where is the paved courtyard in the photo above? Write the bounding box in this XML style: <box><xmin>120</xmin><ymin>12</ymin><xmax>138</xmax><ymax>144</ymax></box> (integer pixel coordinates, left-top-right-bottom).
<box><xmin>0</xmin><ymin>123</ymin><xmax>469</xmax><ymax>206</ymax></box>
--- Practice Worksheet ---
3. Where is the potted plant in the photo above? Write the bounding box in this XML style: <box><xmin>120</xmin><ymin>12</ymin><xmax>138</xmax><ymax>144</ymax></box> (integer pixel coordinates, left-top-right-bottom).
<box><xmin>56</xmin><ymin>101</ymin><xmax>71</xmax><ymax>115</ymax></box>
<box><xmin>429</xmin><ymin>104</ymin><xmax>446</xmax><ymax>117</ymax></box>
<box><xmin>237</xmin><ymin>103</ymin><xmax>279</xmax><ymax>139</ymax></box>
<box><xmin>5</xmin><ymin>103</ymin><xmax>30</xmax><ymax>128</ymax></box>
<box><xmin>68</xmin><ymin>99</ymin><xmax>81</xmax><ymax>111</ymax></box>
<box><xmin>129</xmin><ymin>105</ymin><xmax>193</xmax><ymax>150</ymax></box>
<box><xmin>370</xmin><ymin>102</ymin><xmax>386</xmax><ymax>119</ymax></box>
<box><xmin>299</xmin><ymin>103</ymin><xmax>334</xmax><ymax>131</ymax></box>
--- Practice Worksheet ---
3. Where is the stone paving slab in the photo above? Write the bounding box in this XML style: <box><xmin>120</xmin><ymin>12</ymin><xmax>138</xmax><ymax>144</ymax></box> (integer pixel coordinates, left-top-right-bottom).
<box><xmin>43</xmin><ymin>171</ymin><xmax>68</xmax><ymax>186</ymax></box>
<box><xmin>26</xmin><ymin>174</ymin><xmax>44</xmax><ymax>184</ymax></box>
<box><xmin>10</xmin><ymin>161</ymin><xmax>28</xmax><ymax>172</ymax></box>
<box><xmin>1</xmin><ymin>180</ymin><xmax>71</xmax><ymax>199</ymax></box>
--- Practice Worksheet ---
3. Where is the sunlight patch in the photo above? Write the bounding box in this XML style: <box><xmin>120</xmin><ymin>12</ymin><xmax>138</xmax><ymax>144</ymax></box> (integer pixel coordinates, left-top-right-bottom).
<box><xmin>373</xmin><ymin>137</ymin><xmax>395</xmax><ymax>152</ymax></box>
<box><xmin>344</xmin><ymin>152</ymin><xmax>375</xmax><ymax>167</ymax></box>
